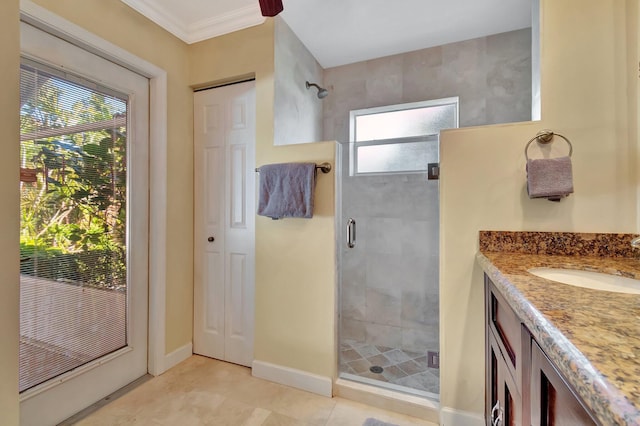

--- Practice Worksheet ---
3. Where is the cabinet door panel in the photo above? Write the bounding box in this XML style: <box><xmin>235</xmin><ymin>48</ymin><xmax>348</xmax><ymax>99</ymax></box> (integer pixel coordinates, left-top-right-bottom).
<box><xmin>530</xmin><ymin>340</ymin><xmax>597</xmax><ymax>426</ymax></box>
<box><xmin>488</xmin><ymin>331</ymin><xmax>522</xmax><ymax>426</ymax></box>
<box><xmin>485</xmin><ymin>274</ymin><xmax>599</xmax><ymax>426</ymax></box>
<box><xmin>486</xmin><ymin>276</ymin><xmax>522</xmax><ymax>391</ymax></box>
<box><xmin>499</xmin><ymin>353</ymin><xmax>521</xmax><ymax>426</ymax></box>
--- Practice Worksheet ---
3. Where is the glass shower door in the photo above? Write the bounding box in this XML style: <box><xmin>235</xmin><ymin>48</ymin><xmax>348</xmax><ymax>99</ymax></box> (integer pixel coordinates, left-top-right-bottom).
<box><xmin>337</xmin><ymin>151</ymin><xmax>441</xmax><ymax>398</ymax></box>
<box><xmin>337</xmin><ymin>97</ymin><xmax>456</xmax><ymax>399</ymax></box>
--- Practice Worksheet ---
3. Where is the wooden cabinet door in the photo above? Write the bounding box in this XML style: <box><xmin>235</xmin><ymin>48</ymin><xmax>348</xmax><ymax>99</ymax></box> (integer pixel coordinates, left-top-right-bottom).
<box><xmin>488</xmin><ymin>331</ymin><xmax>522</xmax><ymax>426</ymax></box>
<box><xmin>530</xmin><ymin>340</ymin><xmax>597</xmax><ymax>426</ymax></box>
<box><xmin>485</xmin><ymin>275</ymin><xmax>523</xmax><ymax>392</ymax></box>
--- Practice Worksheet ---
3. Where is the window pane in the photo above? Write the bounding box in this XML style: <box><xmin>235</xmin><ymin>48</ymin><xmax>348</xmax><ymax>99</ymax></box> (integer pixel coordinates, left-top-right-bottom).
<box><xmin>19</xmin><ymin>62</ymin><xmax>128</xmax><ymax>392</ymax></box>
<box><xmin>349</xmin><ymin>98</ymin><xmax>457</xmax><ymax>175</ymax></box>
<box><xmin>354</xmin><ymin>104</ymin><xmax>457</xmax><ymax>141</ymax></box>
<box><xmin>356</xmin><ymin>139</ymin><xmax>438</xmax><ymax>174</ymax></box>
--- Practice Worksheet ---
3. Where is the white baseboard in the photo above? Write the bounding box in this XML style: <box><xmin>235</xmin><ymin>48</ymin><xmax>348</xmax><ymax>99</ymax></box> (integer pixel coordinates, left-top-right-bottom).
<box><xmin>161</xmin><ymin>342</ymin><xmax>193</xmax><ymax>373</ymax></box>
<box><xmin>440</xmin><ymin>407</ymin><xmax>485</xmax><ymax>426</ymax></box>
<box><xmin>251</xmin><ymin>360</ymin><xmax>332</xmax><ymax>397</ymax></box>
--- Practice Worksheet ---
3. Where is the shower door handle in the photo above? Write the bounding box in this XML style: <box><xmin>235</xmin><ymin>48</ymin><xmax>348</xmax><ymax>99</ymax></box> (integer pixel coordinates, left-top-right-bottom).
<box><xmin>346</xmin><ymin>218</ymin><xmax>356</xmax><ymax>248</ymax></box>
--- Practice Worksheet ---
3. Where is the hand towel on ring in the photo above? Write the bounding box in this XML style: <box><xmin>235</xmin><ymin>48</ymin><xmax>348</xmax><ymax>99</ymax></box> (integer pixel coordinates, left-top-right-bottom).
<box><xmin>526</xmin><ymin>156</ymin><xmax>573</xmax><ymax>202</ymax></box>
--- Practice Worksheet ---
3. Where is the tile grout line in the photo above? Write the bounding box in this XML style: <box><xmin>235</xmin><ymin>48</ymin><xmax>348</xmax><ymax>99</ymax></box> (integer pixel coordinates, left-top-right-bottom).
<box><xmin>322</xmin><ymin>397</ymin><xmax>340</xmax><ymax>426</ymax></box>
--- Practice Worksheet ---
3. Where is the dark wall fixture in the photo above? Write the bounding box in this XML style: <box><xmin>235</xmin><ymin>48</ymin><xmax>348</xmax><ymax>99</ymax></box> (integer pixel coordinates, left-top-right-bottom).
<box><xmin>259</xmin><ymin>0</ymin><xmax>283</xmax><ymax>17</ymax></box>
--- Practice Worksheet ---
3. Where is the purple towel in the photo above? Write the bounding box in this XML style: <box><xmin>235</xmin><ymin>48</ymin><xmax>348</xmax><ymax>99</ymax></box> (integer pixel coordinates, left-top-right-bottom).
<box><xmin>257</xmin><ymin>163</ymin><xmax>316</xmax><ymax>219</ymax></box>
<box><xmin>526</xmin><ymin>156</ymin><xmax>573</xmax><ymax>201</ymax></box>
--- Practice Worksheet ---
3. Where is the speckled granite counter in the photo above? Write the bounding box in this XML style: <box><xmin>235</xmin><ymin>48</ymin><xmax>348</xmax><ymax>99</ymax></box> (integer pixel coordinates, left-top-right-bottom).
<box><xmin>477</xmin><ymin>231</ymin><xmax>640</xmax><ymax>426</ymax></box>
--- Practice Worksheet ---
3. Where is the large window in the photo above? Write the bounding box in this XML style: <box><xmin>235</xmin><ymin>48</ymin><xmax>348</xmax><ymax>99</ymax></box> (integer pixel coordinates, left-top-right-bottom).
<box><xmin>19</xmin><ymin>60</ymin><xmax>128</xmax><ymax>392</ymax></box>
<box><xmin>349</xmin><ymin>97</ymin><xmax>458</xmax><ymax>175</ymax></box>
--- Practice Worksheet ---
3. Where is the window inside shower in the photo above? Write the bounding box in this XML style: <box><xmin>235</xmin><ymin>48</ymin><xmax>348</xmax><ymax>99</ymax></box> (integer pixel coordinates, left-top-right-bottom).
<box><xmin>349</xmin><ymin>98</ymin><xmax>458</xmax><ymax>176</ymax></box>
<box><xmin>338</xmin><ymin>97</ymin><xmax>458</xmax><ymax>400</ymax></box>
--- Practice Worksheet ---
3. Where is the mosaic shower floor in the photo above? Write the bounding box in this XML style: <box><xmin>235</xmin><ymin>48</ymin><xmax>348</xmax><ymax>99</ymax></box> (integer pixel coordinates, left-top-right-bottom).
<box><xmin>339</xmin><ymin>340</ymin><xmax>439</xmax><ymax>396</ymax></box>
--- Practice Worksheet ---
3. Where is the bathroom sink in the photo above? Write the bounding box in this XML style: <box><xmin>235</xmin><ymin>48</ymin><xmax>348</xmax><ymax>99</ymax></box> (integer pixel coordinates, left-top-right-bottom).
<box><xmin>527</xmin><ymin>268</ymin><xmax>640</xmax><ymax>294</ymax></box>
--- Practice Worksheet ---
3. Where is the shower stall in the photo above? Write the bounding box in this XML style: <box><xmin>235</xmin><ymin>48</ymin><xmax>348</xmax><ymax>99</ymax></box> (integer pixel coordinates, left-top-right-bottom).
<box><xmin>336</xmin><ymin>97</ymin><xmax>457</xmax><ymax>399</ymax></box>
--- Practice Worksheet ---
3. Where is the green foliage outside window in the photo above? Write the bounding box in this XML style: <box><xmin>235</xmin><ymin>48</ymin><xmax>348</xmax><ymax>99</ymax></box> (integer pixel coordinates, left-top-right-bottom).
<box><xmin>20</xmin><ymin>77</ymin><xmax>127</xmax><ymax>291</ymax></box>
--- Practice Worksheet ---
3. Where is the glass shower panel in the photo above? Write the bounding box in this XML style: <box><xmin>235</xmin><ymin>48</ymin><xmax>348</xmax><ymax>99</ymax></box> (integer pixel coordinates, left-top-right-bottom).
<box><xmin>339</xmin><ymin>96</ymin><xmax>455</xmax><ymax>400</ymax></box>
<box><xmin>338</xmin><ymin>140</ymin><xmax>441</xmax><ymax>400</ymax></box>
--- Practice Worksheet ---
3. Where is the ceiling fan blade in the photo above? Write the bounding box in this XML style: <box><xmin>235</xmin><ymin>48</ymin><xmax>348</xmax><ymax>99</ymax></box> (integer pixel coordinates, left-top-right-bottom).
<box><xmin>259</xmin><ymin>0</ymin><xmax>283</xmax><ymax>17</ymax></box>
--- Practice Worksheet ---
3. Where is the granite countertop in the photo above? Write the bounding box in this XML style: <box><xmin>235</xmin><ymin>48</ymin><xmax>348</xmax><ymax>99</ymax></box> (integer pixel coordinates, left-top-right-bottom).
<box><xmin>476</xmin><ymin>231</ymin><xmax>640</xmax><ymax>426</ymax></box>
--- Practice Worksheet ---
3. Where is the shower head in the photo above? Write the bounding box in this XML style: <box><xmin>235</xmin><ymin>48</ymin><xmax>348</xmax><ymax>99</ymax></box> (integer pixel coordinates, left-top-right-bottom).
<box><xmin>305</xmin><ymin>81</ymin><xmax>329</xmax><ymax>99</ymax></box>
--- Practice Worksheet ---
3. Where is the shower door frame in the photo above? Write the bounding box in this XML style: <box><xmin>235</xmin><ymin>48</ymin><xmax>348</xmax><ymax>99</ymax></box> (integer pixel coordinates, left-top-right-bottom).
<box><xmin>335</xmin><ymin>96</ymin><xmax>459</xmax><ymax>400</ymax></box>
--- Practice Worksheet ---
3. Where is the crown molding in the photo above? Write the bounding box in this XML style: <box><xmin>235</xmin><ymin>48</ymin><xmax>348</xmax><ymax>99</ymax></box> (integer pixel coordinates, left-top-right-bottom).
<box><xmin>120</xmin><ymin>0</ymin><xmax>266</xmax><ymax>44</ymax></box>
<box><xmin>186</xmin><ymin>4</ymin><xmax>266</xmax><ymax>43</ymax></box>
<box><xmin>121</xmin><ymin>0</ymin><xmax>190</xmax><ymax>42</ymax></box>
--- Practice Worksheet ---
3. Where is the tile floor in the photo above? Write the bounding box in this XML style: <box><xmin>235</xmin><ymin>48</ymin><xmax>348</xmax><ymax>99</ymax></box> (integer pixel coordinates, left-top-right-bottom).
<box><xmin>72</xmin><ymin>355</ymin><xmax>437</xmax><ymax>426</ymax></box>
<box><xmin>339</xmin><ymin>340</ymin><xmax>439</xmax><ymax>395</ymax></box>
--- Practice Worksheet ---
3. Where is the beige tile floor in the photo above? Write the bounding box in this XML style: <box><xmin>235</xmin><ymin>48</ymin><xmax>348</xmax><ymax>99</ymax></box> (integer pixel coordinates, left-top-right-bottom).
<box><xmin>74</xmin><ymin>355</ymin><xmax>438</xmax><ymax>426</ymax></box>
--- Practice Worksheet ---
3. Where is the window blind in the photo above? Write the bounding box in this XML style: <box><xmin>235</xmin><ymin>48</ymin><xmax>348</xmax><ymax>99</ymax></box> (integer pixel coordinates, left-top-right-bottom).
<box><xmin>19</xmin><ymin>60</ymin><xmax>129</xmax><ymax>392</ymax></box>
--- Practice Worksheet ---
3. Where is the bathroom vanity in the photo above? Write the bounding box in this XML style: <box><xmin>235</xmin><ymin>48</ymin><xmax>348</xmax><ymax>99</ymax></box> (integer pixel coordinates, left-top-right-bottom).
<box><xmin>477</xmin><ymin>231</ymin><xmax>640</xmax><ymax>426</ymax></box>
<box><xmin>485</xmin><ymin>275</ymin><xmax>597</xmax><ymax>425</ymax></box>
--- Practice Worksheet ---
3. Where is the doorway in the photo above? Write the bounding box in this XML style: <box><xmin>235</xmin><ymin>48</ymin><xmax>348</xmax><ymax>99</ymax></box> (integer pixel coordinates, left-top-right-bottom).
<box><xmin>193</xmin><ymin>81</ymin><xmax>256</xmax><ymax>367</ymax></box>
<box><xmin>19</xmin><ymin>22</ymin><xmax>149</xmax><ymax>426</ymax></box>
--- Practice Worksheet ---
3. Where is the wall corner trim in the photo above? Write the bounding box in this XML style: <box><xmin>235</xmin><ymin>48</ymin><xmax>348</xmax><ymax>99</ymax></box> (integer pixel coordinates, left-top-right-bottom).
<box><xmin>162</xmin><ymin>343</ymin><xmax>193</xmax><ymax>373</ymax></box>
<box><xmin>252</xmin><ymin>360</ymin><xmax>333</xmax><ymax>397</ymax></box>
<box><xmin>440</xmin><ymin>407</ymin><xmax>485</xmax><ymax>426</ymax></box>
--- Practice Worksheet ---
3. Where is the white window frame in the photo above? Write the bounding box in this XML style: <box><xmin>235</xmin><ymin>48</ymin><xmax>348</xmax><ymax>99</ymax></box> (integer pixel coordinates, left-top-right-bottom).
<box><xmin>348</xmin><ymin>97</ymin><xmax>459</xmax><ymax>176</ymax></box>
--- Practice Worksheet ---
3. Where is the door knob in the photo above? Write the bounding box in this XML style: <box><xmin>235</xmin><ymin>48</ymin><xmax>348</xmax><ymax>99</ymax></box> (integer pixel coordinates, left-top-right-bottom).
<box><xmin>207</xmin><ymin>236</ymin><xmax>215</xmax><ymax>242</ymax></box>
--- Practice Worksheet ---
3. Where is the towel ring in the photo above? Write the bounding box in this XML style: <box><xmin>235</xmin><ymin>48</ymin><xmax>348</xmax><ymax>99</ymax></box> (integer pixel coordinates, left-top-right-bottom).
<box><xmin>524</xmin><ymin>130</ymin><xmax>573</xmax><ymax>162</ymax></box>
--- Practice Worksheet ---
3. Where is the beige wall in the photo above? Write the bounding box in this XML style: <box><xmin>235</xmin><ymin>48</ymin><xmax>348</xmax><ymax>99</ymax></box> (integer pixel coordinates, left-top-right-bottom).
<box><xmin>0</xmin><ymin>0</ymin><xmax>20</xmax><ymax>422</ymax></box>
<box><xmin>3</xmin><ymin>0</ymin><xmax>636</xmax><ymax>423</ymax></box>
<box><xmin>440</xmin><ymin>0</ymin><xmax>639</xmax><ymax>417</ymax></box>
<box><xmin>29</xmin><ymin>0</ymin><xmax>195</xmax><ymax>354</ymax></box>
<box><xmin>253</xmin><ymin>142</ymin><xmax>336</xmax><ymax>377</ymax></box>
<box><xmin>189</xmin><ymin>22</ymin><xmax>337</xmax><ymax>378</ymax></box>
<box><xmin>628</xmin><ymin>0</ymin><xmax>640</xmax><ymax>231</ymax></box>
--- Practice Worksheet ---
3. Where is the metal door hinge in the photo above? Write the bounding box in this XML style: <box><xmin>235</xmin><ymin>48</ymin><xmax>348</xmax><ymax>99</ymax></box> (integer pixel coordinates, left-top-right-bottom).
<box><xmin>428</xmin><ymin>163</ymin><xmax>439</xmax><ymax>180</ymax></box>
<box><xmin>427</xmin><ymin>351</ymin><xmax>440</xmax><ymax>369</ymax></box>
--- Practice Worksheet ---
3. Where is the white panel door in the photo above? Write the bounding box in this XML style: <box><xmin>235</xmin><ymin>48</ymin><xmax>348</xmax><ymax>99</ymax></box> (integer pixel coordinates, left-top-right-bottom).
<box><xmin>194</xmin><ymin>82</ymin><xmax>256</xmax><ymax>367</ymax></box>
<box><xmin>19</xmin><ymin>22</ymin><xmax>148</xmax><ymax>426</ymax></box>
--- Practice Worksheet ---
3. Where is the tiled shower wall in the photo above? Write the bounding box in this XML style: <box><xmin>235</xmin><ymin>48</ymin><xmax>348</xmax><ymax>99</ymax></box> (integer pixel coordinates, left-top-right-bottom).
<box><xmin>340</xmin><ymin>171</ymin><xmax>439</xmax><ymax>355</ymax></box>
<box><xmin>323</xmin><ymin>28</ymin><xmax>532</xmax><ymax>142</ymax></box>
<box><xmin>336</xmin><ymin>28</ymin><xmax>531</xmax><ymax>362</ymax></box>
<box><xmin>273</xmin><ymin>17</ymin><xmax>323</xmax><ymax>145</ymax></box>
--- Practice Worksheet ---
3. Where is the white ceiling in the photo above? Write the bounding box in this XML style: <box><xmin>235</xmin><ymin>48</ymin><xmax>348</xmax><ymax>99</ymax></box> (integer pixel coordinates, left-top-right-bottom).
<box><xmin>121</xmin><ymin>0</ymin><xmax>532</xmax><ymax>68</ymax></box>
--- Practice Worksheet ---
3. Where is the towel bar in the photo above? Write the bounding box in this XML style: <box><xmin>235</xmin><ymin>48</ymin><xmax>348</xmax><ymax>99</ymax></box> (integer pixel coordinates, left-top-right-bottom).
<box><xmin>525</xmin><ymin>130</ymin><xmax>573</xmax><ymax>161</ymax></box>
<box><xmin>255</xmin><ymin>162</ymin><xmax>332</xmax><ymax>173</ymax></box>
